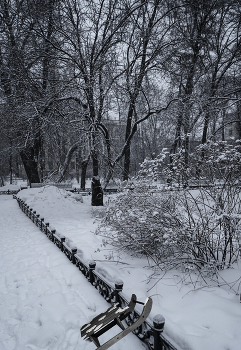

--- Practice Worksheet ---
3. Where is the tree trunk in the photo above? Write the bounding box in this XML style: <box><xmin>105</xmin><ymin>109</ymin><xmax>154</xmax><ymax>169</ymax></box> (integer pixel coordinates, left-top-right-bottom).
<box><xmin>9</xmin><ymin>139</ymin><xmax>13</xmax><ymax>184</ymax></box>
<box><xmin>76</xmin><ymin>150</ymin><xmax>80</xmax><ymax>184</ymax></box>
<box><xmin>202</xmin><ymin>112</ymin><xmax>210</xmax><ymax>144</ymax></box>
<box><xmin>184</xmin><ymin>135</ymin><xmax>189</xmax><ymax>166</ymax></box>
<box><xmin>92</xmin><ymin>150</ymin><xmax>99</xmax><ymax>177</ymax></box>
<box><xmin>237</xmin><ymin>99</ymin><xmax>241</xmax><ymax>139</ymax></box>
<box><xmin>171</xmin><ymin>111</ymin><xmax>183</xmax><ymax>156</ymax></box>
<box><xmin>20</xmin><ymin>148</ymin><xmax>40</xmax><ymax>185</ymax></box>
<box><xmin>9</xmin><ymin>153</ymin><xmax>13</xmax><ymax>184</ymax></box>
<box><xmin>123</xmin><ymin>106</ymin><xmax>134</xmax><ymax>180</ymax></box>
<box><xmin>81</xmin><ymin>155</ymin><xmax>90</xmax><ymax>189</ymax></box>
<box><xmin>123</xmin><ymin>144</ymin><xmax>131</xmax><ymax>181</ymax></box>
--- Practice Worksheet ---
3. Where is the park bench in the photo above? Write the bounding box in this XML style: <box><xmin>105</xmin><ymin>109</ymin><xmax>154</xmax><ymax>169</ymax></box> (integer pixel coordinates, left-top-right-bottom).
<box><xmin>31</xmin><ymin>183</ymin><xmax>44</xmax><ymax>188</ymax></box>
<box><xmin>70</xmin><ymin>188</ymin><xmax>91</xmax><ymax>195</ymax></box>
<box><xmin>81</xmin><ymin>294</ymin><xmax>152</xmax><ymax>350</ymax></box>
<box><xmin>54</xmin><ymin>183</ymin><xmax>73</xmax><ymax>191</ymax></box>
<box><xmin>30</xmin><ymin>183</ymin><xmax>92</xmax><ymax>195</ymax></box>
<box><xmin>0</xmin><ymin>189</ymin><xmax>20</xmax><ymax>195</ymax></box>
<box><xmin>103</xmin><ymin>188</ymin><xmax>119</xmax><ymax>193</ymax></box>
<box><xmin>30</xmin><ymin>183</ymin><xmax>120</xmax><ymax>195</ymax></box>
<box><xmin>30</xmin><ymin>183</ymin><xmax>73</xmax><ymax>191</ymax></box>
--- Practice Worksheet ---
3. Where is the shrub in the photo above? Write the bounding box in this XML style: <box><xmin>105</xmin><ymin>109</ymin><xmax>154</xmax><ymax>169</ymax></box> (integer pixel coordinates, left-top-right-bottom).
<box><xmin>96</xmin><ymin>182</ymin><xmax>186</xmax><ymax>265</ymax></box>
<box><xmin>97</xmin><ymin>141</ymin><xmax>241</xmax><ymax>277</ymax></box>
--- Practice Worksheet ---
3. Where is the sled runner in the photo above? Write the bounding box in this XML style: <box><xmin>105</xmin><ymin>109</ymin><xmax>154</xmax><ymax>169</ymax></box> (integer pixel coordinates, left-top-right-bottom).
<box><xmin>80</xmin><ymin>294</ymin><xmax>152</xmax><ymax>350</ymax></box>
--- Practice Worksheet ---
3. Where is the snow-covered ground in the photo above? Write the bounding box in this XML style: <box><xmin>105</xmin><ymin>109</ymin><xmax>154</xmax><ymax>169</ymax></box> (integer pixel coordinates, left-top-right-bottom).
<box><xmin>0</xmin><ymin>194</ymin><xmax>144</xmax><ymax>350</ymax></box>
<box><xmin>1</xmin><ymin>185</ymin><xmax>241</xmax><ymax>350</ymax></box>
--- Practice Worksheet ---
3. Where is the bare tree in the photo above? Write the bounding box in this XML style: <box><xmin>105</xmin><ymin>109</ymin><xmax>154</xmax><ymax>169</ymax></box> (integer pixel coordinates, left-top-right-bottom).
<box><xmin>201</xmin><ymin>1</ymin><xmax>241</xmax><ymax>143</ymax></box>
<box><xmin>40</xmin><ymin>0</ymin><xmax>146</xmax><ymax>178</ymax></box>
<box><xmin>0</xmin><ymin>0</ymin><xmax>61</xmax><ymax>184</ymax></box>
<box><xmin>0</xmin><ymin>0</ymin><xmax>41</xmax><ymax>183</ymax></box>
<box><xmin>165</xmin><ymin>0</ymin><xmax>241</xmax><ymax>165</ymax></box>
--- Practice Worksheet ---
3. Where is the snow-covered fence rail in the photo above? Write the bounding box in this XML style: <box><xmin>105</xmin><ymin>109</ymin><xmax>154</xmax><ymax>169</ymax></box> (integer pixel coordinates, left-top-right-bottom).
<box><xmin>0</xmin><ymin>189</ymin><xmax>20</xmax><ymax>195</ymax></box>
<box><xmin>14</xmin><ymin>195</ymin><xmax>179</xmax><ymax>350</ymax></box>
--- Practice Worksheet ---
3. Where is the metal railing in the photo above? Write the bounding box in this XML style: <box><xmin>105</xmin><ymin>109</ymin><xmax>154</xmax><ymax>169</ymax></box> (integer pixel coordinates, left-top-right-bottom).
<box><xmin>14</xmin><ymin>195</ymin><xmax>180</xmax><ymax>350</ymax></box>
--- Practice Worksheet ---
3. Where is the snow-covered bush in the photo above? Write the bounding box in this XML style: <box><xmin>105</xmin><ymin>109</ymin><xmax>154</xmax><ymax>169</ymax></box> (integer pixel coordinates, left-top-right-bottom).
<box><xmin>97</xmin><ymin>141</ymin><xmax>241</xmax><ymax>275</ymax></box>
<box><xmin>139</xmin><ymin>140</ymin><xmax>241</xmax><ymax>187</ymax></box>
<box><xmin>184</xmin><ymin>141</ymin><xmax>241</xmax><ymax>270</ymax></box>
<box><xmin>96</xmin><ymin>183</ymin><xmax>186</xmax><ymax>265</ymax></box>
<box><xmin>190</xmin><ymin>140</ymin><xmax>241</xmax><ymax>185</ymax></box>
<box><xmin>178</xmin><ymin>189</ymin><xmax>241</xmax><ymax>271</ymax></box>
<box><xmin>138</xmin><ymin>149</ymin><xmax>169</xmax><ymax>182</ymax></box>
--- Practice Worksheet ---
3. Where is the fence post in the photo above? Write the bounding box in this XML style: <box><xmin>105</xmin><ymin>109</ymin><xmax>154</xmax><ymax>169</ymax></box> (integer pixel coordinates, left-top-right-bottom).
<box><xmin>89</xmin><ymin>261</ymin><xmax>96</xmax><ymax>285</ymax></box>
<box><xmin>50</xmin><ymin>229</ymin><xmax>55</xmax><ymax>241</ymax></box>
<box><xmin>40</xmin><ymin>218</ymin><xmax>44</xmax><ymax>230</ymax></box>
<box><xmin>29</xmin><ymin>208</ymin><xmax>33</xmax><ymax>219</ymax></box>
<box><xmin>33</xmin><ymin>211</ymin><xmax>36</xmax><ymax>223</ymax></box>
<box><xmin>45</xmin><ymin>222</ymin><xmax>49</xmax><ymax>234</ymax></box>
<box><xmin>152</xmin><ymin>314</ymin><xmax>165</xmax><ymax>350</ymax></box>
<box><xmin>71</xmin><ymin>247</ymin><xmax>77</xmax><ymax>264</ymax></box>
<box><xmin>60</xmin><ymin>235</ymin><xmax>65</xmax><ymax>251</ymax></box>
<box><xmin>113</xmin><ymin>279</ymin><xmax>123</xmax><ymax>305</ymax></box>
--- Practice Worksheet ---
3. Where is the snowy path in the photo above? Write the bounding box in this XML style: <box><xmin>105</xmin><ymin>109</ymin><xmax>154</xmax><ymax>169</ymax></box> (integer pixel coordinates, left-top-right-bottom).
<box><xmin>0</xmin><ymin>196</ymin><xmax>144</xmax><ymax>350</ymax></box>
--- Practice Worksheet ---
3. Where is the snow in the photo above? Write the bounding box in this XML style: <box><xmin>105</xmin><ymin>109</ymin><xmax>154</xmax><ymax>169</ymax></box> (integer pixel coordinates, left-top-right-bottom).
<box><xmin>0</xmin><ymin>194</ymin><xmax>144</xmax><ymax>350</ymax></box>
<box><xmin>1</xmin><ymin>186</ymin><xmax>241</xmax><ymax>350</ymax></box>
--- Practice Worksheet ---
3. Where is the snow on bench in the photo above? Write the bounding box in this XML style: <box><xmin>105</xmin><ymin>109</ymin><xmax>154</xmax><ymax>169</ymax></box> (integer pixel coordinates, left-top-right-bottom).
<box><xmin>31</xmin><ymin>183</ymin><xmax>73</xmax><ymax>191</ymax></box>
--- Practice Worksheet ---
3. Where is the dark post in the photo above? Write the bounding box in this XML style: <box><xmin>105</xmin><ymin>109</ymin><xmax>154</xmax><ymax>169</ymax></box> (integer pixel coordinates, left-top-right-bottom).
<box><xmin>45</xmin><ymin>223</ymin><xmax>49</xmax><ymax>235</ymax></box>
<box><xmin>60</xmin><ymin>235</ymin><xmax>65</xmax><ymax>251</ymax></box>
<box><xmin>40</xmin><ymin>218</ymin><xmax>44</xmax><ymax>230</ymax></box>
<box><xmin>71</xmin><ymin>246</ymin><xmax>77</xmax><ymax>264</ymax></box>
<box><xmin>89</xmin><ymin>260</ymin><xmax>96</xmax><ymax>284</ymax></box>
<box><xmin>152</xmin><ymin>314</ymin><xmax>165</xmax><ymax>350</ymax></box>
<box><xmin>50</xmin><ymin>229</ymin><xmax>56</xmax><ymax>241</ymax></box>
<box><xmin>91</xmin><ymin>176</ymin><xmax>103</xmax><ymax>206</ymax></box>
<box><xmin>114</xmin><ymin>279</ymin><xmax>123</xmax><ymax>305</ymax></box>
<box><xmin>33</xmin><ymin>211</ymin><xmax>36</xmax><ymax>223</ymax></box>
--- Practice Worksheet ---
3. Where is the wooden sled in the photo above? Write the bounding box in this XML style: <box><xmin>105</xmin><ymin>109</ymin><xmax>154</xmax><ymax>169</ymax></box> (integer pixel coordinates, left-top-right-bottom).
<box><xmin>81</xmin><ymin>294</ymin><xmax>152</xmax><ymax>350</ymax></box>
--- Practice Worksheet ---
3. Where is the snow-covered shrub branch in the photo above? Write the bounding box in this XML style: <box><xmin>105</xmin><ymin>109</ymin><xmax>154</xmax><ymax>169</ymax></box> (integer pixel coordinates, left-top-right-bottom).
<box><xmin>97</xmin><ymin>141</ymin><xmax>241</xmax><ymax>277</ymax></box>
<box><xmin>96</xmin><ymin>183</ymin><xmax>186</xmax><ymax>265</ymax></box>
<box><xmin>190</xmin><ymin>140</ymin><xmax>241</xmax><ymax>186</ymax></box>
